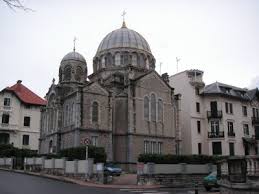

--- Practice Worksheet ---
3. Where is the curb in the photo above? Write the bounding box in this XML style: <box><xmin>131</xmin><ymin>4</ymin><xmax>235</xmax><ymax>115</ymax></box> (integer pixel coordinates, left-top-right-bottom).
<box><xmin>0</xmin><ymin>168</ymin><xmax>161</xmax><ymax>189</ymax></box>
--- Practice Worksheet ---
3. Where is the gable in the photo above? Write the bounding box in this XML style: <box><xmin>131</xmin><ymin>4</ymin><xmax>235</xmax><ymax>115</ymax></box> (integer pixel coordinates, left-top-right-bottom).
<box><xmin>84</xmin><ymin>82</ymin><xmax>109</xmax><ymax>96</ymax></box>
<box><xmin>135</xmin><ymin>71</ymin><xmax>172</xmax><ymax>93</ymax></box>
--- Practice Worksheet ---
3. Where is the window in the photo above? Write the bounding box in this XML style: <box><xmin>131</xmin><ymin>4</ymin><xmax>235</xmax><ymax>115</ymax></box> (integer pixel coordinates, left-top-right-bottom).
<box><xmin>212</xmin><ymin>142</ymin><xmax>222</xmax><ymax>155</ymax></box>
<box><xmin>230</xmin><ymin>103</ymin><xmax>233</xmax><ymax>114</ymax></box>
<box><xmin>144</xmin><ymin>141</ymin><xmax>149</xmax><ymax>154</ymax></box>
<box><xmin>0</xmin><ymin>133</ymin><xmax>9</xmax><ymax>144</ymax></box>
<box><xmin>151</xmin><ymin>94</ymin><xmax>156</xmax><ymax>121</ymax></box>
<box><xmin>22</xmin><ymin>135</ymin><xmax>29</xmax><ymax>145</ymax></box>
<box><xmin>229</xmin><ymin>143</ymin><xmax>235</xmax><ymax>156</ymax></box>
<box><xmin>196</xmin><ymin>102</ymin><xmax>200</xmax><ymax>113</ymax></box>
<box><xmin>2</xmin><ymin>114</ymin><xmax>9</xmax><ymax>124</ymax></box>
<box><xmin>195</xmin><ymin>87</ymin><xmax>199</xmax><ymax>95</ymax></box>
<box><xmin>227</xmin><ymin>121</ymin><xmax>234</xmax><ymax>135</ymax></box>
<box><xmin>151</xmin><ymin>141</ymin><xmax>156</xmax><ymax>154</ymax></box>
<box><xmin>243</xmin><ymin>124</ymin><xmax>249</xmax><ymax>136</ymax></box>
<box><xmin>64</xmin><ymin>65</ymin><xmax>72</xmax><ymax>81</ymax></box>
<box><xmin>157</xmin><ymin>142</ymin><xmax>162</xmax><ymax>154</ymax></box>
<box><xmin>197</xmin><ymin>120</ymin><xmax>201</xmax><ymax>134</ymax></box>
<box><xmin>198</xmin><ymin>143</ymin><xmax>202</xmax><ymax>155</ymax></box>
<box><xmin>24</xmin><ymin>116</ymin><xmax>30</xmax><ymax>127</ymax></box>
<box><xmin>225</xmin><ymin>102</ymin><xmax>233</xmax><ymax>114</ymax></box>
<box><xmin>144</xmin><ymin>96</ymin><xmax>149</xmax><ymax>120</ymax></box>
<box><xmin>225</xmin><ymin>102</ymin><xmax>228</xmax><ymax>113</ymax></box>
<box><xmin>253</xmin><ymin>108</ymin><xmax>259</xmax><ymax>118</ymax></box>
<box><xmin>211</xmin><ymin>120</ymin><xmax>219</xmax><ymax>133</ymax></box>
<box><xmin>92</xmin><ymin>102</ymin><xmax>99</xmax><ymax>123</ymax></box>
<box><xmin>158</xmin><ymin>99</ymin><xmax>163</xmax><ymax>122</ymax></box>
<box><xmin>91</xmin><ymin>136</ymin><xmax>98</xmax><ymax>146</ymax></box>
<box><xmin>242</xmin><ymin>106</ymin><xmax>247</xmax><ymax>116</ymax></box>
<box><xmin>4</xmin><ymin>98</ymin><xmax>10</xmax><ymax>106</ymax></box>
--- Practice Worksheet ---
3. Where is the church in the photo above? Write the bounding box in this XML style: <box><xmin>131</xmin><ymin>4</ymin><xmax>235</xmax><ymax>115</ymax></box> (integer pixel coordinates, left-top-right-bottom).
<box><xmin>39</xmin><ymin>20</ymin><xmax>180</xmax><ymax>170</ymax></box>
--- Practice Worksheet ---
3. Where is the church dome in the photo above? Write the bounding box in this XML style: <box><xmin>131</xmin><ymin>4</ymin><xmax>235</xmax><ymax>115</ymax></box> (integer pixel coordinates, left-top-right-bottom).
<box><xmin>59</xmin><ymin>50</ymin><xmax>87</xmax><ymax>84</ymax></box>
<box><xmin>61</xmin><ymin>51</ymin><xmax>86</xmax><ymax>63</ymax></box>
<box><xmin>93</xmin><ymin>22</ymin><xmax>155</xmax><ymax>73</ymax></box>
<box><xmin>96</xmin><ymin>23</ymin><xmax>151</xmax><ymax>55</ymax></box>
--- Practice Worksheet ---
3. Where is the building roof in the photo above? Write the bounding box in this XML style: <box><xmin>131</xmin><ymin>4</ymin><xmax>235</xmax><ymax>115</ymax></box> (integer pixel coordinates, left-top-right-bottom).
<box><xmin>201</xmin><ymin>82</ymin><xmax>251</xmax><ymax>101</ymax></box>
<box><xmin>2</xmin><ymin>80</ymin><xmax>47</xmax><ymax>106</ymax></box>
<box><xmin>96</xmin><ymin>22</ymin><xmax>151</xmax><ymax>55</ymax></box>
<box><xmin>61</xmin><ymin>51</ymin><xmax>86</xmax><ymax>63</ymax></box>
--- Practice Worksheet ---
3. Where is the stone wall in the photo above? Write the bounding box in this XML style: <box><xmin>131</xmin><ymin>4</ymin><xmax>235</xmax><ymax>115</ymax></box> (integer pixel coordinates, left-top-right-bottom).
<box><xmin>138</xmin><ymin>174</ymin><xmax>206</xmax><ymax>187</ymax></box>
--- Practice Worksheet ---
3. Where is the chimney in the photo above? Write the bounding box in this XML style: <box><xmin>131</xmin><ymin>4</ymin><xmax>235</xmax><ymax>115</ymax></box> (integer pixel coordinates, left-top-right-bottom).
<box><xmin>17</xmin><ymin>80</ymin><xmax>22</xmax><ymax>84</ymax></box>
<box><xmin>161</xmin><ymin>73</ymin><xmax>169</xmax><ymax>83</ymax></box>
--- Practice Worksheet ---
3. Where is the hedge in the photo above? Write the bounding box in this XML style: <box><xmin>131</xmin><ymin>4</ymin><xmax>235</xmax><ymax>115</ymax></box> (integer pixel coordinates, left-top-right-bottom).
<box><xmin>0</xmin><ymin>144</ymin><xmax>37</xmax><ymax>158</ymax></box>
<box><xmin>58</xmin><ymin>146</ymin><xmax>107</xmax><ymax>163</ymax></box>
<box><xmin>138</xmin><ymin>154</ymin><xmax>225</xmax><ymax>164</ymax></box>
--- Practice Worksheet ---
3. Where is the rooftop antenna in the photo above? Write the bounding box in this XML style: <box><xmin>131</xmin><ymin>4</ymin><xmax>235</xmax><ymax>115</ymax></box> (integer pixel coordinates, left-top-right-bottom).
<box><xmin>121</xmin><ymin>10</ymin><xmax>127</xmax><ymax>28</ymax></box>
<box><xmin>159</xmin><ymin>62</ymin><xmax>162</xmax><ymax>75</ymax></box>
<box><xmin>73</xmin><ymin>37</ymin><xmax>77</xmax><ymax>52</ymax></box>
<box><xmin>176</xmin><ymin>57</ymin><xmax>181</xmax><ymax>72</ymax></box>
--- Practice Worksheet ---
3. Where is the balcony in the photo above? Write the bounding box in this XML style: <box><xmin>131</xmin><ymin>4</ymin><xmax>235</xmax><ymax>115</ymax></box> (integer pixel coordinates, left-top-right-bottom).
<box><xmin>208</xmin><ymin>131</ymin><xmax>224</xmax><ymax>138</ymax></box>
<box><xmin>252</xmin><ymin>117</ymin><xmax>259</xmax><ymax>125</ymax></box>
<box><xmin>228</xmin><ymin>132</ymin><xmax>236</xmax><ymax>137</ymax></box>
<box><xmin>0</xmin><ymin>123</ymin><xmax>19</xmax><ymax>131</ymax></box>
<box><xmin>207</xmin><ymin>111</ymin><xmax>223</xmax><ymax>119</ymax></box>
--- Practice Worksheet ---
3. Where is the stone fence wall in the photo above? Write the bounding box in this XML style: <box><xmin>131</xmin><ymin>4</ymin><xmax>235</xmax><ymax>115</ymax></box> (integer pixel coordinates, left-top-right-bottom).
<box><xmin>0</xmin><ymin>158</ymin><xmax>14</xmax><ymax>169</ymax></box>
<box><xmin>137</xmin><ymin>163</ymin><xmax>216</xmax><ymax>187</ymax></box>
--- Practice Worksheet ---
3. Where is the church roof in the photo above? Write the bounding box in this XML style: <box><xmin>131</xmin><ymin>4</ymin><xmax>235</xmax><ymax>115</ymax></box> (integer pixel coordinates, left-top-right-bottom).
<box><xmin>2</xmin><ymin>80</ymin><xmax>47</xmax><ymax>106</ymax></box>
<box><xmin>61</xmin><ymin>51</ymin><xmax>86</xmax><ymax>63</ymax></box>
<box><xmin>96</xmin><ymin>22</ymin><xmax>151</xmax><ymax>55</ymax></box>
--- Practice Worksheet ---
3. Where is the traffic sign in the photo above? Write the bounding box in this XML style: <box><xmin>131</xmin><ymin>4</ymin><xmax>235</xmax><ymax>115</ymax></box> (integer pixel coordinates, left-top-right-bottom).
<box><xmin>82</xmin><ymin>138</ymin><xmax>91</xmax><ymax>146</ymax></box>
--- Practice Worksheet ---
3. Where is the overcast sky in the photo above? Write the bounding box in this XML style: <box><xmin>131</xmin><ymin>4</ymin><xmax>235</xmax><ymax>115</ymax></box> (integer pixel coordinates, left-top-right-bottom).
<box><xmin>0</xmin><ymin>0</ymin><xmax>258</xmax><ymax>98</ymax></box>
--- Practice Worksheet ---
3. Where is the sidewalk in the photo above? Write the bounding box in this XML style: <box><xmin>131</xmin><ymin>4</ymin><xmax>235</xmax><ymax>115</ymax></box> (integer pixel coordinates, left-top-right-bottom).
<box><xmin>0</xmin><ymin>168</ymin><xmax>160</xmax><ymax>189</ymax></box>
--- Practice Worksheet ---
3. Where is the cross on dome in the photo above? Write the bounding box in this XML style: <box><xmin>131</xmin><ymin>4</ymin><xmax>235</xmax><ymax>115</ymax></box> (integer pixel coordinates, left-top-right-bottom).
<box><xmin>73</xmin><ymin>37</ymin><xmax>77</xmax><ymax>52</ymax></box>
<box><xmin>121</xmin><ymin>10</ymin><xmax>127</xmax><ymax>28</ymax></box>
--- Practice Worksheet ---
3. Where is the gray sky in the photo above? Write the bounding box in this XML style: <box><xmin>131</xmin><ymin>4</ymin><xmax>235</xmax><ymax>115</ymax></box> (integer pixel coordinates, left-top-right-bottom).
<box><xmin>0</xmin><ymin>0</ymin><xmax>259</xmax><ymax>98</ymax></box>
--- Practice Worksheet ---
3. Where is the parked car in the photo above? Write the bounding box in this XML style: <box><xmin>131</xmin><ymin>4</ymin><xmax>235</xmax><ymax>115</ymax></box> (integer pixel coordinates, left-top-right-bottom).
<box><xmin>104</xmin><ymin>163</ymin><xmax>122</xmax><ymax>176</ymax></box>
<box><xmin>203</xmin><ymin>171</ymin><xmax>219</xmax><ymax>191</ymax></box>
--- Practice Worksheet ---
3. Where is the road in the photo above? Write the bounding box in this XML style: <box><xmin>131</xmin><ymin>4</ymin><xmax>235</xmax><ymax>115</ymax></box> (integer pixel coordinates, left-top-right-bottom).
<box><xmin>0</xmin><ymin>170</ymin><xmax>219</xmax><ymax>194</ymax></box>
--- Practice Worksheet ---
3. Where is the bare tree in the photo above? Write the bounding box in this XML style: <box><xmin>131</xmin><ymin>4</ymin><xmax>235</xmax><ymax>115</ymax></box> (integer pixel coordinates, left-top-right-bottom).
<box><xmin>2</xmin><ymin>0</ymin><xmax>34</xmax><ymax>11</ymax></box>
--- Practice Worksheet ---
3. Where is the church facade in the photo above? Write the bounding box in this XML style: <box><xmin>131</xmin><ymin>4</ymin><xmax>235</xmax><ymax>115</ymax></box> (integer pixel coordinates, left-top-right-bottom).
<box><xmin>39</xmin><ymin>21</ymin><xmax>180</xmax><ymax>170</ymax></box>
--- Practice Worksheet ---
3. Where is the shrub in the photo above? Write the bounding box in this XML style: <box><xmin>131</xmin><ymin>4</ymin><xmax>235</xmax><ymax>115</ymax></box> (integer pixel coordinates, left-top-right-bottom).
<box><xmin>0</xmin><ymin>144</ymin><xmax>37</xmax><ymax>158</ymax></box>
<box><xmin>138</xmin><ymin>154</ymin><xmax>224</xmax><ymax>164</ymax></box>
<box><xmin>59</xmin><ymin>146</ymin><xmax>107</xmax><ymax>163</ymax></box>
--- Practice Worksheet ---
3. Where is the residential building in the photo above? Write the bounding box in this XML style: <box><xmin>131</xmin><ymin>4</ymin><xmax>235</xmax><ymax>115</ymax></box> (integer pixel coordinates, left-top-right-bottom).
<box><xmin>169</xmin><ymin>69</ymin><xmax>259</xmax><ymax>156</ymax></box>
<box><xmin>0</xmin><ymin>80</ymin><xmax>46</xmax><ymax>150</ymax></box>
<box><xmin>39</xmin><ymin>21</ymin><xmax>179</xmax><ymax>170</ymax></box>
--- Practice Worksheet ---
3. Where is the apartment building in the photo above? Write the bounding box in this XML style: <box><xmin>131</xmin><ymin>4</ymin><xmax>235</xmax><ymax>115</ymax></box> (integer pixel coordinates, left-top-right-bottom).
<box><xmin>170</xmin><ymin>70</ymin><xmax>259</xmax><ymax>156</ymax></box>
<box><xmin>0</xmin><ymin>80</ymin><xmax>46</xmax><ymax>150</ymax></box>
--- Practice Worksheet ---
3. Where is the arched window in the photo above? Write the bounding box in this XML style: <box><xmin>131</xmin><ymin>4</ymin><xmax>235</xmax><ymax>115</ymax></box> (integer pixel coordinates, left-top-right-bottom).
<box><xmin>115</xmin><ymin>53</ymin><xmax>120</xmax><ymax>66</ymax></box>
<box><xmin>158</xmin><ymin>99</ymin><xmax>163</xmax><ymax>122</ymax></box>
<box><xmin>49</xmin><ymin>140</ymin><xmax>53</xmax><ymax>153</ymax></box>
<box><xmin>92</xmin><ymin>101</ymin><xmax>99</xmax><ymax>123</ymax></box>
<box><xmin>64</xmin><ymin>65</ymin><xmax>71</xmax><ymax>81</ymax></box>
<box><xmin>144</xmin><ymin>96</ymin><xmax>149</xmax><ymax>120</ymax></box>
<box><xmin>75</xmin><ymin>66</ymin><xmax>83</xmax><ymax>81</ymax></box>
<box><xmin>151</xmin><ymin>94</ymin><xmax>156</xmax><ymax>121</ymax></box>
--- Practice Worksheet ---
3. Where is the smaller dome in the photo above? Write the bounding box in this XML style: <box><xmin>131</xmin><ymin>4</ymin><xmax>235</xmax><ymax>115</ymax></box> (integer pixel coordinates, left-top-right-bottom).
<box><xmin>61</xmin><ymin>51</ymin><xmax>86</xmax><ymax>63</ymax></box>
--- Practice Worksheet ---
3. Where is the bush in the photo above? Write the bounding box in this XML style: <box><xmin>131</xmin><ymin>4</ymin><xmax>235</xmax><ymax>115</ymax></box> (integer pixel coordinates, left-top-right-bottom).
<box><xmin>59</xmin><ymin>146</ymin><xmax>107</xmax><ymax>163</ymax></box>
<box><xmin>138</xmin><ymin>154</ymin><xmax>224</xmax><ymax>164</ymax></box>
<box><xmin>0</xmin><ymin>144</ymin><xmax>37</xmax><ymax>158</ymax></box>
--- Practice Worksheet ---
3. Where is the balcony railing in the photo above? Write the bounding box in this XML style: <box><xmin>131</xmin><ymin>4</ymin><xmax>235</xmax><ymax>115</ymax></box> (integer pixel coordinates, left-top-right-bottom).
<box><xmin>208</xmin><ymin>131</ymin><xmax>224</xmax><ymax>138</ymax></box>
<box><xmin>207</xmin><ymin>111</ymin><xmax>223</xmax><ymax>119</ymax></box>
<box><xmin>228</xmin><ymin>132</ymin><xmax>236</xmax><ymax>137</ymax></box>
<box><xmin>252</xmin><ymin>117</ymin><xmax>259</xmax><ymax>125</ymax></box>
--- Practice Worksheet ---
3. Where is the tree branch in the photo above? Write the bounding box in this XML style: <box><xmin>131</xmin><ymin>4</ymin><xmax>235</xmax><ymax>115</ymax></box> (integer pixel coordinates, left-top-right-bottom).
<box><xmin>2</xmin><ymin>0</ymin><xmax>34</xmax><ymax>12</ymax></box>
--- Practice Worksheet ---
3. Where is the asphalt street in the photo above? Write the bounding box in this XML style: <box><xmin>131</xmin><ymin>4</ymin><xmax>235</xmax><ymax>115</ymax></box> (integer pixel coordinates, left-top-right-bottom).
<box><xmin>0</xmin><ymin>170</ymin><xmax>219</xmax><ymax>194</ymax></box>
<box><xmin>0</xmin><ymin>170</ymin><xmax>121</xmax><ymax>194</ymax></box>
